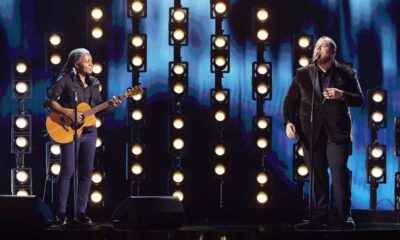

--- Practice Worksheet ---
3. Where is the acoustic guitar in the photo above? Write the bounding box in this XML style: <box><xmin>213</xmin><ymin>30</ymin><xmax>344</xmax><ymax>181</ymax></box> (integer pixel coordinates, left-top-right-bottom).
<box><xmin>46</xmin><ymin>86</ymin><xmax>142</xmax><ymax>144</ymax></box>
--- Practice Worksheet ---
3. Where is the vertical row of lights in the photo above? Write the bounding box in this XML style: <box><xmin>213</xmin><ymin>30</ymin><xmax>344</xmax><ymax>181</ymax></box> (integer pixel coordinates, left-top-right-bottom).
<box><xmin>87</xmin><ymin>5</ymin><xmax>108</xmax><ymax>207</ymax></box>
<box><xmin>293</xmin><ymin>34</ymin><xmax>313</xmax><ymax>73</ymax></box>
<box><xmin>251</xmin><ymin>6</ymin><xmax>272</xmax><ymax>207</ymax></box>
<box><xmin>127</xmin><ymin>0</ymin><xmax>147</xmax><ymax>194</ymax></box>
<box><xmin>210</xmin><ymin>0</ymin><xmax>230</xmax><ymax>208</ymax></box>
<box><xmin>395</xmin><ymin>118</ymin><xmax>400</xmax><ymax>210</ymax></box>
<box><xmin>366</xmin><ymin>89</ymin><xmax>387</xmax><ymax>209</ymax></box>
<box><xmin>11</xmin><ymin>60</ymin><xmax>33</xmax><ymax>196</ymax></box>
<box><xmin>168</xmin><ymin>0</ymin><xmax>189</xmax><ymax>203</ymax></box>
<box><xmin>45</xmin><ymin>32</ymin><xmax>65</xmax><ymax>79</ymax></box>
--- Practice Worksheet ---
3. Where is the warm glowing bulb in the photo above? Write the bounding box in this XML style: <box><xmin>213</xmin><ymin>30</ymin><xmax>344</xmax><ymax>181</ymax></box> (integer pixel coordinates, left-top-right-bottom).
<box><xmin>215</xmin><ymin>56</ymin><xmax>227</xmax><ymax>67</ymax></box>
<box><xmin>214</xmin><ymin>2</ymin><xmax>227</xmax><ymax>15</ymax></box>
<box><xmin>256</xmin><ymin>9</ymin><xmax>269</xmax><ymax>22</ymax></box>
<box><xmin>256</xmin><ymin>172</ymin><xmax>268</xmax><ymax>185</ymax></box>
<box><xmin>92</xmin><ymin>172</ymin><xmax>103</xmax><ymax>184</ymax></box>
<box><xmin>172</xmin><ymin>171</ymin><xmax>184</xmax><ymax>183</ymax></box>
<box><xmin>214</xmin><ymin>36</ymin><xmax>227</xmax><ymax>49</ymax></box>
<box><xmin>17</xmin><ymin>190</ymin><xmax>29</xmax><ymax>196</ymax></box>
<box><xmin>96</xmin><ymin>137</ymin><xmax>103</xmax><ymax>148</ymax></box>
<box><xmin>131</xmin><ymin>163</ymin><xmax>143</xmax><ymax>175</ymax></box>
<box><xmin>257</xmin><ymin>118</ymin><xmax>268</xmax><ymax>129</ymax></box>
<box><xmin>16</xmin><ymin>62</ymin><xmax>28</xmax><ymax>73</ymax></box>
<box><xmin>372</xmin><ymin>92</ymin><xmax>384</xmax><ymax>103</ymax></box>
<box><xmin>131</xmin><ymin>109</ymin><xmax>143</xmax><ymax>121</ymax></box>
<box><xmin>50</xmin><ymin>144</ymin><xmax>61</xmax><ymax>155</ymax></box>
<box><xmin>297</xmin><ymin>146</ymin><xmax>304</xmax><ymax>157</ymax></box>
<box><xmin>16</xmin><ymin>171</ymin><xmax>29</xmax><ymax>183</ymax></box>
<box><xmin>50</xmin><ymin>54</ymin><xmax>62</xmax><ymax>65</ymax></box>
<box><xmin>370</xmin><ymin>166</ymin><xmax>383</xmax><ymax>179</ymax></box>
<box><xmin>257</xmin><ymin>29</ymin><xmax>269</xmax><ymax>41</ymax></box>
<box><xmin>297</xmin><ymin>164</ymin><xmax>309</xmax><ymax>177</ymax></box>
<box><xmin>257</xmin><ymin>137</ymin><xmax>268</xmax><ymax>149</ymax></box>
<box><xmin>173</xmin><ymin>83</ymin><xmax>185</xmax><ymax>94</ymax></box>
<box><xmin>173</xmin><ymin>29</ymin><xmax>185</xmax><ymax>41</ymax></box>
<box><xmin>215</xmin><ymin>145</ymin><xmax>226</xmax><ymax>156</ymax></box>
<box><xmin>214</xmin><ymin>164</ymin><xmax>226</xmax><ymax>175</ymax></box>
<box><xmin>91</xmin><ymin>8</ymin><xmax>103</xmax><ymax>20</ymax></box>
<box><xmin>215</xmin><ymin>111</ymin><xmax>226</xmax><ymax>122</ymax></box>
<box><xmin>256</xmin><ymin>63</ymin><xmax>268</xmax><ymax>75</ymax></box>
<box><xmin>91</xmin><ymin>27</ymin><xmax>103</xmax><ymax>39</ymax></box>
<box><xmin>173</xmin><ymin>9</ymin><xmax>186</xmax><ymax>22</ymax></box>
<box><xmin>173</xmin><ymin>118</ymin><xmax>184</xmax><ymax>129</ymax></box>
<box><xmin>95</xmin><ymin>117</ymin><xmax>102</xmax><ymax>128</ymax></box>
<box><xmin>91</xmin><ymin>191</ymin><xmax>103</xmax><ymax>203</ymax></box>
<box><xmin>298</xmin><ymin>56</ymin><xmax>310</xmax><ymax>67</ymax></box>
<box><xmin>214</xmin><ymin>91</ymin><xmax>227</xmax><ymax>102</ymax></box>
<box><xmin>16</xmin><ymin>136</ymin><xmax>28</xmax><ymax>148</ymax></box>
<box><xmin>172</xmin><ymin>191</ymin><xmax>184</xmax><ymax>201</ymax></box>
<box><xmin>132</xmin><ymin>55</ymin><xmax>143</xmax><ymax>67</ymax></box>
<box><xmin>131</xmin><ymin>144</ymin><xmax>143</xmax><ymax>156</ymax></box>
<box><xmin>132</xmin><ymin>35</ymin><xmax>144</xmax><ymax>48</ymax></box>
<box><xmin>93</xmin><ymin>63</ymin><xmax>103</xmax><ymax>74</ymax></box>
<box><xmin>49</xmin><ymin>34</ymin><xmax>62</xmax><ymax>46</ymax></box>
<box><xmin>371</xmin><ymin>147</ymin><xmax>383</xmax><ymax>159</ymax></box>
<box><xmin>15</xmin><ymin>82</ymin><xmax>29</xmax><ymax>94</ymax></box>
<box><xmin>256</xmin><ymin>191</ymin><xmax>268</xmax><ymax>204</ymax></box>
<box><xmin>50</xmin><ymin>163</ymin><xmax>61</xmax><ymax>175</ymax></box>
<box><xmin>15</xmin><ymin>117</ymin><xmax>28</xmax><ymax>129</ymax></box>
<box><xmin>173</xmin><ymin>64</ymin><xmax>185</xmax><ymax>75</ymax></box>
<box><xmin>371</xmin><ymin>111</ymin><xmax>384</xmax><ymax>123</ymax></box>
<box><xmin>173</xmin><ymin>138</ymin><xmax>185</xmax><ymax>150</ymax></box>
<box><xmin>257</xmin><ymin>83</ymin><xmax>269</xmax><ymax>95</ymax></box>
<box><xmin>131</xmin><ymin>1</ymin><xmax>144</xmax><ymax>13</ymax></box>
<box><xmin>298</xmin><ymin>37</ymin><xmax>311</xmax><ymax>48</ymax></box>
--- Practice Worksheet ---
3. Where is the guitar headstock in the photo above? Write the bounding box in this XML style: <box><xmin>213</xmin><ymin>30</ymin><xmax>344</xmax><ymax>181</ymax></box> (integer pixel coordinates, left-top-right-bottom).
<box><xmin>126</xmin><ymin>86</ymin><xmax>143</xmax><ymax>98</ymax></box>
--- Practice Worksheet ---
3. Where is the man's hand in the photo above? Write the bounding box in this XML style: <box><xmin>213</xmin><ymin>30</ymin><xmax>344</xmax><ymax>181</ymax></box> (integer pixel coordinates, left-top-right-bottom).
<box><xmin>323</xmin><ymin>88</ymin><xmax>344</xmax><ymax>100</ymax></box>
<box><xmin>286</xmin><ymin>122</ymin><xmax>297</xmax><ymax>139</ymax></box>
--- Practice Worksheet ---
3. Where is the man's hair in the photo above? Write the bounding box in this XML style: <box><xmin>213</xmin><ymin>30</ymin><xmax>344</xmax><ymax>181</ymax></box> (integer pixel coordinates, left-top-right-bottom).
<box><xmin>320</xmin><ymin>36</ymin><xmax>337</xmax><ymax>51</ymax></box>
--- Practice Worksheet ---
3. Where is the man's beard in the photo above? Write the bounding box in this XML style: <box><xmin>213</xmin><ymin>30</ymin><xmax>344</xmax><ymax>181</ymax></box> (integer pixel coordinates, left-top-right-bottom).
<box><xmin>318</xmin><ymin>55</ymin><xmax>332</xmax><ymax>64</ymax></box>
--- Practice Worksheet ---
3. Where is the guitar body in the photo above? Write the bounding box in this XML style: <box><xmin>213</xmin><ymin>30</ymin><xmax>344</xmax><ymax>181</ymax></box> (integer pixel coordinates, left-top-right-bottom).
<box><xmin>46</xmin><ymin>102</ymin><xmax>96</xmax><ymax>144</ymax></box>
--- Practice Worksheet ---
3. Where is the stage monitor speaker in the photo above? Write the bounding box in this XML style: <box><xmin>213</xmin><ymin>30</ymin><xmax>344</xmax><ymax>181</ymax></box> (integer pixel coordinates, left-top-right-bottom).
<box><xmin>111</xmin><ymin>196</ymin><xmax>185</xmax><ymax>230</ymax></box>
<box><xmin>0</xmin><ymin>195</ymin><xmax>54</xmax><ymax>227</ymax></box>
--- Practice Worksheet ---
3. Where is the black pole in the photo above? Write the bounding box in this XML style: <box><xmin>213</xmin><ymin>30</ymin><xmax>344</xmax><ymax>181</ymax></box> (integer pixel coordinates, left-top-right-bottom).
<box><xmin>370</xmin><ymin>183</ymin><xmax>378</xmax><ymax>209</ymax></box>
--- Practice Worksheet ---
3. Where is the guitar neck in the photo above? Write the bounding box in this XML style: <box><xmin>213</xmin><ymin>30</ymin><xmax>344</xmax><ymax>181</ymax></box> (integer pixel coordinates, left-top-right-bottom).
<box><xmin>83</xmin><ymin>92</ymin><xmax>130</xmax><ymax>117</ymax></box>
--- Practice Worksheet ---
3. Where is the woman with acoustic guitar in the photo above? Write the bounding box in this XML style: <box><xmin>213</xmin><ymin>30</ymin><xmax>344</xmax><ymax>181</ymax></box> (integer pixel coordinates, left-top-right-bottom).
<box><xmin>44</xmin><ymin>48</ymin><xmax>121</xmax><ymax>226</ymax></box>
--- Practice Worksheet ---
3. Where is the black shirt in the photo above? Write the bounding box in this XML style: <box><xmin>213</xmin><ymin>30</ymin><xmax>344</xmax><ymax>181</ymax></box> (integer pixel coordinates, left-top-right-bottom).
<box><xmin>317</xmin><ymin>65</ymin><xmax>335</xmax><ymax>143</ymax></box>
<box><xmin>46</xmin><ymin>72</ymin><xmax>103</xmax><ymax>108</ymax></box>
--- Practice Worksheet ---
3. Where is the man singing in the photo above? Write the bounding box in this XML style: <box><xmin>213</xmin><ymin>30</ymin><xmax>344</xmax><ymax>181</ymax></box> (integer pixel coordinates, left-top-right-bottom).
<box><xmin>283</xmin><ymin>36</ymin><xmax>363</xmax><ymax>228</ymax></box>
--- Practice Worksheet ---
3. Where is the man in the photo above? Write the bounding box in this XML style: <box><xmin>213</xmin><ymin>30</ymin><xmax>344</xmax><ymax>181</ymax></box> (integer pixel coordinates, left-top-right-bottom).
<box><xmin>283</xmin><ymin>36</ymin><xmax>363</xmax><ymax>228</ymax></box>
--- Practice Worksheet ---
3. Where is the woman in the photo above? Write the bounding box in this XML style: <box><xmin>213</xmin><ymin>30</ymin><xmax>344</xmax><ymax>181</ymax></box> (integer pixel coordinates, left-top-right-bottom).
<box><xmin>45</xmin><ymin>48</ymin><xmax>119</xmax><ymax>226</ymax></box>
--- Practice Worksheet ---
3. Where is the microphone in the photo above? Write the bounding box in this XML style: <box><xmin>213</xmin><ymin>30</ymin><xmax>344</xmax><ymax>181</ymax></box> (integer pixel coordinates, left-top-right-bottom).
<box><xmin>311</xmin><ymin>54</ymin><xmax>321</xmax><ymax>64</ymax></box>
<box><xmin>71</xmin><ymin>66</ymin><xmax>77</xmax><ymax>77</ymax></box>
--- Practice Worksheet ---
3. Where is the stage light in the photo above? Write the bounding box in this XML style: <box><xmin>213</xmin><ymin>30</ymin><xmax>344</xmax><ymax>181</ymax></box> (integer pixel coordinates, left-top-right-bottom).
<box><xmin>370</xmin><ymin>146</ymin><xmax>384</xmax><ymax>159</ymax></box>
<box><xmin>50</xmin><ymin>163</ymin><xmax>61</xmax><ymax>175</ymax></box>
<box><xmin>16</xmin><ymin>189</ymin><xmax>29</xmax><ymax>196</ymax></box>
<box><xmin>16</xmin><ymin>62</ymin><xmax>28</xmax><ymax>74</ymax></box>
<box><xmin>211</xmin><ymin>34</ymin><xmax>230</xmax><ymax>73</ymax></box>
<box><xmin>293</xmin><ymin>35</ymin><xmax>313</xmax><ymax>72</ymax></box>
<box><xmin>366</xmin><ymin>143</ymin><xmax>386</xmax><ymax>184</ymax></box>
<box><xmin>370</xmin><ymin>166</ymin><xmax>384</xmax><ymax>179</ymax></box>
<box><xmin>256</xmin><ymin>118</ymin><xmax>268</xmax><ymax>130</ymax></box>
<box><xmin>96</xmin><ymin>117</ymin><xmax>103</xmax><ymax>128</ymax></box>
<box><xmin>15</xmin><ymin>82</ymin><xmax>29</xmax><ymax>94</ymax></box>
<box><xmin>256</xmin><ymin>29</ymin><xmax>269</xmax><ymax>41</ymax></box>
<box><xmin>214</xmin><ymin>90</ymin><xmax>227</xmax><ymax>102</ymax></box>
<box><xmin>372</xmin><ymin>92</ymin><xmax>384</xmax><ymax>103</ymax></box>
<box><xmin>256</xmin><ymin>63</ymin><xmax>269</xmax><ymax>75</ymax></box>
<box><xmin>297</xmin><ymin>146</ymin><xmax>304</xmax><ymax>157</ymax></box>
<box><xmin>211</xmin><ymin>89</ymin><xmax>230</xmax><ymax>125</ymax></box>
<box><xmin>92</xmin><ymin>172</ymin><xmax>103</xmax><ymax>184</ymax></box>
<box><xmin>256</xmin><ymin>137</ymin><xmax>268</xmax><ymax>149</ymax></box>
<box><xmin>173</xmin><ymin>83</ymin><xmax>185</xmax><ymax>95</ymax></box>
<box><xmin>298</xmin><ymin>56</ymin><xmax>310</xmax><ymax>67</ymax></box>
<box><xmin>252</xmin><ymin>61</ymin><xmax>272</xmax><ymax>100</ymax></box>
<box><xmin>298</xmin><ymin>36</ymin><xmax>311</xmax><ymax>48</ymax></box>
<box><xmin>172</xmin><ymin>171</ymin><xmax>184</xmax><ymax>184</ymax></box>
<box><xmin>91</xmin><ymin>27</ymin><xmax>104</xmax><ymax>39</ymax></box>
<box><xmin>172</xmin><ymin>190</ymin><xmax>184</xmax><ymax>201</ymax></box>
<box><xmin>173</xmin><ymin>118</ymin><xmax>184</xmax><ymax>129</ymax></box>
<box><xmin>99</xmin><ymin>84</ymin><xmax>103</xmax><ymax>92</ymax></box>
<box><xmin>256</xmin><ymin>83</ymin><xmax>269</xmax><ymax>95</ymax></box>
<box><xmin>371</xmin><ymin>111</ymin><xmax>384</xmax><ymax>124</ymax></box>
<box><xmin>132</xmin><ymin>93</ymin><xmax>143</xmax><ymax>101</ymax></box>
<box><xmin>214</xmin><ymin>2</ymin><xmax>227</xmax><ymax>15</ymax></box>
<box><xmin>91</xmin><ymin>8</ymin><xmax>103</xmax><ymax>21</ymax></box>
<box><xmin>214</xmin><ymin>56</ymin><xmax>227</xmax><ymax>68</ymax></box>
<box><xmin>368</xmin><ymin>89</ymin><xmax>387</xmax><ymax>129</ymax></box>
<box><xmin>131</xmin><ymin>109</ymin><xmax>143</xmax><ymax>121</ymax></box>
<box><xmin>256</xmin><ymin>172</ymin><xmax>268</xmax><ymax>185</ymax></box>
<box><xmin>131</xmin><ymin>55</ymin><xmax>144</xmax><ymax>67</ymax></box>
<box><xmin>297</xmin><ymin>164</ymin><xmax>309</xmax><ymax>177</ymax></box>
<box><xmin>172</xmin><ymin>29</ymin><xmax>185</xmax><ymax>42</ymax></box>
<box><xmin>215</xmin><ymin>110</ymin><xmax>226</xmax><ymax>122</ymax></box>
<box><xmin>169</xmin><ymin>7</ymin><xmax>188</xmax><ymax>46</ymax></box>
<box><xmin>173</xmin><ymin>138</ymin><xmax>185</xmax><ymax>150</ymax></box>
<box><xmin>132</xmin><ymin>35</ymin><xmax>144</xmax><ymax>48</ymax></box>
<box><xmin>214</xmin><ymin>36</ymin><xmax>227</xmax><ymax>49</ymax></box>
<box><xmin>256</xmin><ymin>9</ymin><xmax>268</xmax><ymax>22</ymax></box>
<box><xmin>93</xmin><ymin>63</ymin><xmax>103</xmax><ymax>74</ymax></box>
<box><xmin>49</xmin><ymin>34</ymin><xmax>62</xmax><ymax>46</ymax></box>
<box><xmin>214</xmin><ymin>164</ymin><xmax>226</xmax><ymax>176</ymax></box>
<box><xmin>131</xmin><ymin>144</ymin><xmax>143</xmax><ymax>156</ymax></box>
<box><xmin>15</xmin><ymin>136</ymin><xmax>28</xmax><ymax>148</ymax></box>
<box><xmin>50</xmin><ymin>144</ymin><xmax>61</xmax><ymax>155</ymax></box>
<box><xmin>131</xmin><ymin>1</ymin><xmax>144</xmax><ymax>13</ymax></box>
<box><xmin>15</xmin><ymin>116</ymin><xmax>28</xmax><ymax>130</ymax></box>
<box><xmin>172</xmin><ymin>63</ymin><xmax>186</xmax><ymax>76</ymax></box>
<box><xmin>96</xmin><ymin>137</ymin><xmax>103</xmax><ymax>148</ymax></box>
<box><xmin>50</xmin><ymin>54</ymin><xmax>62</xmax><ymax>65</ymax></box>
<box><xmin>173</xmin><ymin>9</ymin><xmax>186</xmax><ymax>22</ymax></box>
<box><xmin>90</xmin><ymin>191</ymin><xmax>103</xmax><ymax>203</ymax></box>
<box><xmin>131</xmin><ymin>163</ymin><xmax>143</xmax><ymax>175</ymax></box>
<box><xmin>16</xmin><ymin>170</ymin><xmax>29</xmax><ymax>184</ymax></box>
<box><xmin>214</xmin><ymin>144</ymin><xmax>226</xmax><ymax>156</ymax></box>
<box><xmin>256</xmin><ymin>191</ymin><xmax>268</xmax><ymax>204</ymax></box>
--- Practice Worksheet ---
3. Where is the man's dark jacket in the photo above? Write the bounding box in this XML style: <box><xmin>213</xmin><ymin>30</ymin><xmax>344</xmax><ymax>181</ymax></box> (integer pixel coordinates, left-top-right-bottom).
<box><xmin>283</xmin><ymin>61</ymin><xmax>364</xmax><ymax>144</ymax></box>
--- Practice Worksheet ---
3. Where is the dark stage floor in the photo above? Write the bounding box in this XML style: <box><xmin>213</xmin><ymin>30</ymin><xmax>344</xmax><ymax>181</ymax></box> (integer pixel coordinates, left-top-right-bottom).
<box><xmin>1</xmin><ymin>222</ymin><xmax>400</xmax><ymax>240</ymax></box>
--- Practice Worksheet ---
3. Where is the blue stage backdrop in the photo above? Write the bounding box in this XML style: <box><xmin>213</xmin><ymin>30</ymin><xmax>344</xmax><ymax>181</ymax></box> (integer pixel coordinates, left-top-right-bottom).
<box><xmin>0</xmin><ymin>0</ymin><xmax>399</xmax><ymax>214</ymax></box>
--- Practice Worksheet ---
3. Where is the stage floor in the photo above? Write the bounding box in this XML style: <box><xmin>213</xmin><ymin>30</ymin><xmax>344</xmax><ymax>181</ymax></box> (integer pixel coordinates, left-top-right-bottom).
<box><xmin>1</xmin><ymin>222</ymin><xmax>400</xmax><ymax>240</ymax></box>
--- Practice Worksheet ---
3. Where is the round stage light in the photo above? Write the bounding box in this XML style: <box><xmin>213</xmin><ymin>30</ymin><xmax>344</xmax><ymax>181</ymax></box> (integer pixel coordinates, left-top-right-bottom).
<box><xmin>370</xmin><ymin>166</ymin><xmax>383</xmax><ymax>179</ymax></box>
<box><xmin>16</xmin><ymin>170</ymin><xmax>29</xmax><ymax>183</ymax></box>
<box><xmin>92</xmin><ymin>63</ymin><xmax>103</xmax><ymax>74</ymax></box>
<box><xmin>256</xmin><ymin>172</ymin><xmax>268</xmax><ymax>185</ymax></box>
<box><xmin>256</xmin><ymin>29</ymin><xmax>269</xmax><ymax>41</ymax></box>
<box><xmin>214</xmin><ymin>110</ymin><xmax>226</xmax><ymax>122</ymax></box>
<box><xmin>131</xmin><ymin>163</ymin><xmax>143</xmax><ymax>175</ymax></box>
<box><xmin>172</xmin><ymin>190</ymin><xmax>184</xmax><ymax>201</ymax></box>
<box><xmin>17</xmin><ymin>190</ymin><xmax>29</xmax><ymax>196</ymax></box>
<box><xmin>297</xmin><ymin>146</ymin><xmax>304</xmax><ymax>157</ymax></box>
<box><xmin>214</xmin><ymin>91</ymin><xmax>227</xmax><ymax>102</ymax></box>
<box><xmin>298</xmin><ymin>56</ymin><xmax>310</xmax><ymax>67</ymax></box>
<box><xmin>99</xmin><ymin>84</ymin><xmax>103</xmax><ymax>92</ymax></box>
<box><xmin>173</xmin><ymin>117</ymin><xmax>184</xmax><ymax>129</ymax></box>
<box><xmin>50</xmin><ymin>144</ymin><xmax>61</xmax><ymax>155</ymax></box>
<box><xmin>96</xmin><ymin>137</ymin><xmax>102</xmax><ymax>148</ymax></box>
<box><xmin>91</xmin><ymin>27</ymin><xmax>103</xmax><ymax>39</ymax></box>
<box><xmin>257</xmin><ymin>83</ymin><xmax>269</xmax><ymax>95</ymax></box>
<box><xmin>371</xmin><ymin>111</ymin><xmax>384</xmax><ymax>123</ymax></box>
<box><xmin>50</xmin><ymin>54</ymin><xmax>62</xmax><ymax>65</ymax></box>
<box><xmin>257</xmin><ymin>118</ymin><xmax>268</xmax><ymax>129</ymax></box>
<box><xmin>173</xmin><ymin>138</ymin><xmax>185</xmax><ymax>150</ymax></box>
<box><xmin>91</xmin><ymin>8</ymin><xmax>103</xmax><ymax>21</ymax></box>
<box><xmin>132</xmin><ymin>92</ymin><xmax>143</xmax><ymax>101</ymax></box>
<box><xmin>214</xmin><ymin>145</ymin><xmax>226</xmax><ymax>156</ymax></box>
<box><xmin>95</xmin><ymin>117</ymin><xmax>102</xmax><ymax>128</ymax></box>
<box><xmin>372</xmin><ymin>91</ymin><xmax>384</xmax><ymax>103</ymax></box>
<box><xmin>15</xmin><ymin>136</ymin><xmax>28</xmax><ymax>148</ymax></box>
<box><xmin>173</xmin><ymin>83</ymin><xmax>185</xmax><ymax>95</ymax></box>
<box><xmin>92</xmin><ymin>172</ymin><xmax>103</xmax><ymax>184</ymax></box>
<box><xmin>214</xmin><ymin>36</ymin><xmax>227</xmax><ymax>49</ymax></box>
<box><xmin>173</xmin><ymin>63</ymin><xmax>186</xmax><ymax>75</ymax></box>
<box><xmin>257</xmin><ymin>137</ymin><xmax>268</xmax><ymax>149</ymax></box>
<box><xmin>15</xmin><ymin>117</ymin><xmax>28</xmax><ymax>130</ymax></box>
<box><xmin>298</xmin><ymin>37</ymin><xmax>311</xmax><ymax>48</ymax></box>
<box><xmin>256</xmin><ymin>191</ymin><xmax>268</xmax><ymax>204</ymax></box>
<box><xmin>16</xmin><ymin>62</ymin><xmax>28</xmax><ymax>74</ymax></box>
<box><xmin>173</xmin><ymin>9</ymin><xmax>186</xmax><ymax>22</ymax></box>
<box><xmin>49</xmin><ymin>34</ymin><xmax>62</xmax><ymax>46</ymax></box>
<box><xmin>131</xmin><ymin>144</ymin><xmax>143</xmax><ymax>156</ymax></box>
<box><xmin>371</xmin><ymin>146</ymin><xmax>383</xmax><ymax>159</ymax></box>
<box><xmin>214</xmin><ymin>164</ymin><xmax>226</xmax><ymax>176</ymax></box>
<box><xmin>214</xmin><ymin>2</ymin><xmax>227</xmax><ymax>15</ymax></box>
<box><xmin>172</xmin><ymin>171</ymin><xmax>184</xmax><ymax>184</ymax></box>
<box><xmin>50</xmin><ymin>163</ymin><xmax>61</xmax><ymax>175</ymax></box>
<box><xmin>131</xmin><ymin>1</ymin><xmax>144</xmax><ymax>13</ymax></box>
<box><xmin>215</xmin><ymin>56</ymin><xmax>227</xmax><ymax>68</ymax></box>
<box><xmin>132</xmin><ymin>35</ymin><xmax>144</xmax><ymax>48</ymax></box>
<box><xmin>15</xmin><ymin>81</ymin><xmax>29</xmax><ymax>94</ymax></box>
<box><xmin>132</xmin><ymin>55</ymin><xmax>144</xmax><ymax>67</ymax></box>
<box><xmin>256</xmin><ymin>9</ymin><xmax>269</xmax><ymax>22</ymax></box>
<box><xmin>173</xmin><ymin>29</ymin><xmax>185</xmax><ymax>41</ymax></box>
<box><xmin>297</xmin><ymin>164</ymin><xmax>309</xmax><ymax>177</ymax></box>
<box><xmin>91</xmin><ymin>191</ymin><xmax>103</xmax><ymax>203</ymax></box>
<box><xmin>256</xmin><ymin>63</ymin><xmax>268</xmax><ymax>75</ymax></box>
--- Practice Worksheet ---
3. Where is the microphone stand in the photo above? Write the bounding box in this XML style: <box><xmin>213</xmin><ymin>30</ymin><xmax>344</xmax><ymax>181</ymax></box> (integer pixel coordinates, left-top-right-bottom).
<box><xmin>296</xmin><ymin>60</ymin><xmax>326</xmax><ymax>230</ymax></box>
<box><xmin>72</xmin><ymin>73</ymin><xmax>79</xmax><ymax>226</ymax></box>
